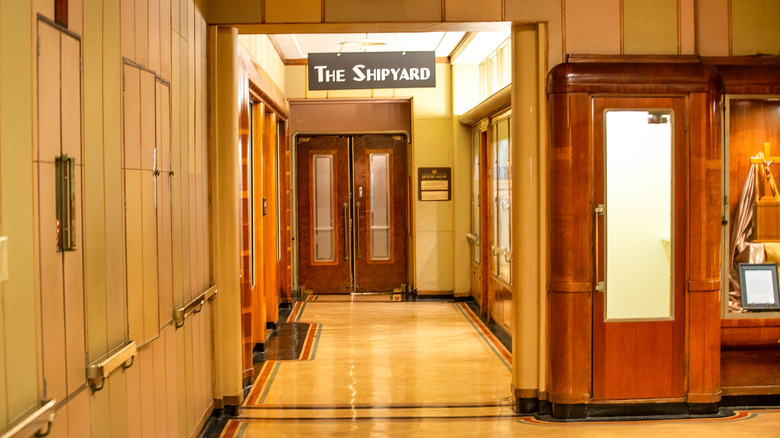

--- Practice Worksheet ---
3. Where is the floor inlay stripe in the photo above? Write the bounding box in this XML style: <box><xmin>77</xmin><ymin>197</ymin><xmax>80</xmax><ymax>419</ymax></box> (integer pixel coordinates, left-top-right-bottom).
<box><xmin>518</xmin><ymin>410</ymin><xmax>755</xmax><ymax>426</ymax></box>
<box><xmin>456</xmin><ymin>303</ymin><xmax>512</xmax><ymax>371</ymax></box>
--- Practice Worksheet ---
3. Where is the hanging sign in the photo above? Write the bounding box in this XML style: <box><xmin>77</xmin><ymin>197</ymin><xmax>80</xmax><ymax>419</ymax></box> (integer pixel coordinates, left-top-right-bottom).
<box><xmin>308</xmin><ymin>51</ymin><xmax>436</xmax><ymax>90</ymax></box>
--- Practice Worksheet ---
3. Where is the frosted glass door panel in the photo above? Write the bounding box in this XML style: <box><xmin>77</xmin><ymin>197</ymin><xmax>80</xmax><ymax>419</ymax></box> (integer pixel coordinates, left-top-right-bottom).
<box><xmin>370</xmin><ymin>153</ymin><xmax>391</xmax><ymax>260</ymax></box>
<box><xmin>471</xmin><ymin>131</ymin><xmax>480</xmax><ymax>263</ymax></box>
<box><xmin>605</xmin><ymin>110</ymin><xmax>672</xmax><ymax>320</ymax></box>
<box><xmin>492</xmin><ymin>118</ymin><xmax>511</xmax><ymax>282</ymax></box>
<box><xmin>313</xmin><ymin>155</ymin><xmax>335</xmax><ymax>262</ymax></box>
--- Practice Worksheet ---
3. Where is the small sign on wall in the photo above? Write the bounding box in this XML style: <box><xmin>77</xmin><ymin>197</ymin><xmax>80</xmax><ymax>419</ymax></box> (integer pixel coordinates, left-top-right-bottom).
<box><xmin>418</xmin><ymin>167</ymin><xmax>451</xmax><ymax>201</ymax></box>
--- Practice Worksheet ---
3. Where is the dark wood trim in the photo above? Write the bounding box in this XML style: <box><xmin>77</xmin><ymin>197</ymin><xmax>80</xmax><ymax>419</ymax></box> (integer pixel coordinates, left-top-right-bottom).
<box><xmin>548</xmin><ymin>62</ymin><xmax>719</xmax><ymax>94</ymax></box>
<box><xmin>55</xmin><ymin>0</ymin><xmax>68</xmax><ymax>28</ymax></box>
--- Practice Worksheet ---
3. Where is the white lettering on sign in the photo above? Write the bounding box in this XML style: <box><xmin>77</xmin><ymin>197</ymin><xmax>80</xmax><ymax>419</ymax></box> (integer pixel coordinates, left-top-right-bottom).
<box><xmin>313</xmin><ymin>65</ymin><xmax>346</xmax><ymax>82</ymax></box>
<box><xmin>349</xmin><ymin>65</ymin><xmax>432</xmax><ymax>83</ymax></box>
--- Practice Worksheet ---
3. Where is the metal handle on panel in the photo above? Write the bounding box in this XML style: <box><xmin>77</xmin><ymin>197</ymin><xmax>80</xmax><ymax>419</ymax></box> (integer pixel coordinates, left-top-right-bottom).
<box><xmin>355</xmin><ymin>202</ymin><xmax>361</xmax><ymax>260</ymax></box>
<box><xmin>466</xmin><ymin>233</ymin><xmax>479</xmax><ymax>244</ymax></box>
<box><xmin>343</xmin><ymin>203</ymin><xmax>349</xmax><ymax>261</ymax></box>
<box><xmin>595</xmin><ymin>204</ymin><xmax>605</xmax><ymax>292</ymax></box>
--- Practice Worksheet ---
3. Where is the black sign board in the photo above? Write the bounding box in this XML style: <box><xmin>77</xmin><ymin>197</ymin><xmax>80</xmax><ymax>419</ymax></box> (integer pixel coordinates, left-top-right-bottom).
<box><xmin>418</xmin><ymin>167</ymin><xmax>451</xmax><ymax>201</ymax></box>
<box><xmin>308</xmin><ymin>52</ymin><xmax>436</xmax><ymax>90</ymax></box>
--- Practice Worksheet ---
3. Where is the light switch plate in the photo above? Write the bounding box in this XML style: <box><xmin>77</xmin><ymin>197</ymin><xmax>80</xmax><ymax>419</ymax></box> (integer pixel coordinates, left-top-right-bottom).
<box><xmin>0</xmin><ymin>236</ymin><xmax>7</xmax><ymax>284</ymax></box>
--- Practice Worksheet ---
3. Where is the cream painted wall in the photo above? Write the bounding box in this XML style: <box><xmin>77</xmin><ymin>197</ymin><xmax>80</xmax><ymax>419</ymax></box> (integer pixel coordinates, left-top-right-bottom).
<box><xmin>238</xmin><ymin>34</ymin><xmax>286</xmax><ymax>90</ymax></box>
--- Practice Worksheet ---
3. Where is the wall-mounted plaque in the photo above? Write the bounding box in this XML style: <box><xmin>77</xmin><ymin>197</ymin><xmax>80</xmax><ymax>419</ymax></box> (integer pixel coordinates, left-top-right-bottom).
<box><xmin>418</xmin><ymin>167</ymin><xmax>451</xmax><ymax>201</ymax></box>
<box><xmin>739</xmin><ymin>263</ymin><xmax>780</xmax><ymax>311</ymax></box>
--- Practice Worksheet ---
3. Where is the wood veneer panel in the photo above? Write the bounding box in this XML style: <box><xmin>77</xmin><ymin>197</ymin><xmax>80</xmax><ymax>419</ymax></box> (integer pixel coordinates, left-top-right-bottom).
<box><xmin>126</xmin><ymin>169</ymin><xmax>144</xmax><ymax>343</ymax></box>
<box><xmin>148</xmin><ymin>0</ymin><xmax>161</xmax><ymax>73</ymax></box>
<box><xmin>135</xmin><ymin>0</ymin><xmax>149</xmax><ymax>66</ymax></box>
<box><xmin>153</xmin><ymin>333</ymin><xmax>169</xmax><ymax>437</ymax></box>
<box><xmin>64</xmin><ymin>167</ymin><xmax>86</xmax><ymax>393</ymax></box>
<box><xmin>120</xmin><ymin>0</ymin><xmax>135</xmax><ymax>59</ymax></box>
<box><xmin>38</xmin><ymin>25</ymin><xmax>61</xmax><ymax>162</ymax></box>
<box><xmin>721</xmin><ymin>349</ymin><xmax>780</xmax><ymax>391</ymax></box>
<box><xmin>125</xmin><ymin>346</ymin><xmax>142</xmax><ymax>438</ymax></box>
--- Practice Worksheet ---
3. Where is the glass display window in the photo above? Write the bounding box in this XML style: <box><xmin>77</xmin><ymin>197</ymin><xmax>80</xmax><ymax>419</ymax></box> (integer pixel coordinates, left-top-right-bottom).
<box><xmin>723</xmin><ymin>95</ymin><xmax>780</xmax><ymax>317</ymax></box>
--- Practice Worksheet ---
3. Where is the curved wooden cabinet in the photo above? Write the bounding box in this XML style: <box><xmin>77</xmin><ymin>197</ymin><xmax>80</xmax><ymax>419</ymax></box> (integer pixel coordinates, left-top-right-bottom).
<box><xmin>548</xmin><ymin>61</ymin><xmax>722</xmax><ymax>417</ymax></box>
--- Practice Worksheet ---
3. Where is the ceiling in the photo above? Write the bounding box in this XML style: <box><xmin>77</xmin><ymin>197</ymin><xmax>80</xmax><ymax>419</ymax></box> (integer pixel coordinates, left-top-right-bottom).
<box><xmin>270</xmin><ymin>31</ymin><xmax>511</xmax><ymax>64</ymax></box>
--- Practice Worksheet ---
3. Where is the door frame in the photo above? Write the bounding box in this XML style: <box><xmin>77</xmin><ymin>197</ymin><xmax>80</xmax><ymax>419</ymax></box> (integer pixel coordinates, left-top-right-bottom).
<box><xmin>591</xmin><ymin>96</ymin><xmax>688</xmax><ymax>401</ymax></box>
<box><xmin>291</xmin><ymin>130</ymin><xmax>413</xmax><ymax>297</ymax></box>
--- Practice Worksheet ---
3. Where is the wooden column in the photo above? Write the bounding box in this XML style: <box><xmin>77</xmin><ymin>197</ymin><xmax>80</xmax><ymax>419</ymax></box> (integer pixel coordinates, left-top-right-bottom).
<box><xmin>686</xmin><ymin>90</ymin><xmax>722</xmax><ymax>407</ymax></box>
<box><xmin>211</xmin><ymin>26</ymin><xmax>244</xmax><ymax>406</ymax></box>
<box><xmin>510</xmin><ymin>23</ymin><xmax>545</xmax><ymax>413</ymax></box>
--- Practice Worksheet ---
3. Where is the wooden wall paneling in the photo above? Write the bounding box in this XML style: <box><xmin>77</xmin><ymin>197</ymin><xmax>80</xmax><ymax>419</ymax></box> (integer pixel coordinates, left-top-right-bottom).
<box><xmin>149</xmin><ymin>0</ymin><xmax>161</xmax><ymax>73</ymax></box>
<box><xmin>171</xmin><ymin>0</ymin><xmax>180</xmax><ymax>34</ymax></box>
<box><xmin>125</xmin><ymin>169</ymin><xmax>144</xmax><ymax>343</ymax></box>
<box><xmin>120</xmin><ymin>0</ymin><xmax>135</xmax><ymax>60</ymax></box>
<box><xmin>67</xmin><ymin>387</ymin><xmax>90</xmax><ymax>437</ymax></box>
<box><xmin>200</xmin><ymin>54</ymin><xmax>210</xmax><ymax>289</ymax></box>
<box><xmin>183</xmin><ymin>325</ymin><xmax>196</xmax><ymax>431</ymax></box>
<box><xmin>83</xmin><ymin>0</ymin><xmax>109</xmax><ymax>361</ymax></box>
<box><xmin>152</xmin><ymin>336</ymin><xmax>169</xmax><ymax>437</ymax></box>
<box><xmin>695</xmin><ymin>0</ymin><xmax>729</xmax><ymax>56</ymax></box>
<box><xmin>48</xmin><ymin>403</ymin><xmax>67</xmax><ymax>438</ymax></box>
<box><xmin>140</xmin><ymin>71</ymin><xmax>156</xmax><ymax>171</ymax></box>
<box><xmin>264</xmin><ymin>111</ymin><xmax>279</xmax><ymax>324</ymax></box>
<box><xmin>142</xmin><ymin>169</ymin><xmax>160</xmax><ymax>342</ymax></box>
<box><xmin>253</xmin><ymin>102</ymin><xmax>266</xmax><ymax>344</ymax></box>
<box><xmin>179</xmin><ymin>34</ymin><xmax>192</xmax><ymax>302</ymax></box>
<box><xmin>180</xmin><ymin>0</ymin><xmax>188</xmax><ymax>45</ymax></box>
<box><xmin>192</xmin><ymin>313</ymin><xmax>206</xmax><ymax>419</ymax></box>
<box><xmin>445</xmin><ymin>0</ymin><xmax>501</xmax><ymax>22</ymax></box>
<box><xmin>38</xmin><ymin>24</ymin><xmax>60</xmax><ymax>162</ymax></box>
<box><xmin>39</xmin><ymin>163</ymin><xmax>68</xmax><ymax>403</ymax></box>
<box><xmin>194</xmin><ymin>49</ymin><xmax>205</xmax><ymax>292</ymax></box>
<box><xmin>64</xmin><ymin>165</ymin><xmax>86</xmax><ymax>393</ymax></box>
<box><xmin>239</xmin><ymin>87</ymin><xmax>252</xmax><ymax>368</ymax></box>
<box><xmin>124</xmin><ymin>65</ymin><xmax>141</xmax><ymax>170</ymax></box>
<box><xmin>135</xmin><ymin>0</ymin><xmax>149</xmax><ymax>66</ymax></box>
<box><xmin>171</xmin><ymin>37</ymin><xmax>183</xmax><ymax>308</ymax></box>
<box><xmin>161</xmin><ymin>0</ymin><xmax>172</xmax><ymax>81</ymax></box>
<box><xmin>563</xmin><ymin>0</ymin><xmax>621</xmax><ymax>55</ymax></box>
<box><xmin>623</xmin><ymin>0</ymin><xmax>678</xmax><ymax>55</ymax></box>
<box><xmin>89</xmin><ymin>376</ymin><xmax>110</xmax><ymax>437</ymax></box>
<box><xmin>163</xmin><ymin>325</ymin><xmax>179</xmax><ymax>438</ymax></box>
<box><xmin>158</xmin><ymin>82</ymin><xmax>174</xmax><ymax>328</ymax></box>
<box><xmin>103</xmin><ymin>0</ymin><xmax>127</xmax><ymax>351</ymax></box>
<box><xmin>0</xmin><ymin>281</ymin><xmax>6</xmax><ymax>427</ymax></box>
<box><xmin>106</xmin><ymin>370</ymin><xmax>129</xmax><ymax>437</ymax></box>
<box><xmin>175</xmin><ymin>327</ymin><xmax>187</xmax><ymax>437</ymax></box>
<box><xmin>124</xmin><ymin>346</ymin><xmax>143</xmax><ymax>438</ymax></box>
<box><xmin>687</xmin><ymin>91</ymin><xmax>722</xmax><ymax>403</ymax></box>
<box><xmin>61</xmin><ymin>34</ymin><xmax>81</xmax><ymax>161</ymax></box>
<box><xmin>548</xmin><ymin>91</ymin><xmax>592</xmax><ymax>405</ymax></box>
<box><xmin>138</xmin><ymin>346</ymin><xmax>156</xmax><ymax>437</ymax></box>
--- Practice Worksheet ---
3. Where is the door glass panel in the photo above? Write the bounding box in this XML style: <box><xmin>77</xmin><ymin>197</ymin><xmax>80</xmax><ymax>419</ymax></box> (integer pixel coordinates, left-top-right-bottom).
<box><xmin>493</xmin><ymin>118</ymin><xmax>511</xmax><ymax>282</ymax></box>
<box><xmin>313</xmin><ymin>154</ymin><xmax>335</xmax><ymax>262</ymax></box>
<box><xmin>370</xmin><ymin>153</ymin><xmax>391</xmax><ymax>260</ymax></box>
<box><xmin>471</xmin><ymin>130</ymin><xmax>480</xmax><ymax>263</ymax></box>
<box><xmin>605</xmin><ymin>110</ymin><xmax>672</xmax><ymax>319</ymax></box>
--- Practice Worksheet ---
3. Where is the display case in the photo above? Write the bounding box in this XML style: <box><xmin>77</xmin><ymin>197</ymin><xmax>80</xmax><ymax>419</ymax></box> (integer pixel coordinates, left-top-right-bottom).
<box><xmin>717</xmin><ymin>60</ymin><xmax>780</xmax><ymax>398</ymax></box>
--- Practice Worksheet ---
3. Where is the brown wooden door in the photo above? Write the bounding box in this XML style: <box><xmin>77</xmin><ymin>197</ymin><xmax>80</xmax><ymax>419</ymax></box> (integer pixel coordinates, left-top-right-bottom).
<box><xmin>592</xmin><ymin>97</ymin><xmax>687</xmax><ymax>400</ymax></box>
<box><xmin>352</xmin><ymin>135</ymin><xmax>408</xmax><ymax>292</ymax></box>
<box><xmin>297</xmin><ymin>136</ymin><xmax>352</xmax><ymax>293</ymax></box>
<box><xmin>297</xmin><ymin>135</ymin><xmax>408</xmax><ymax>294</ymax></box>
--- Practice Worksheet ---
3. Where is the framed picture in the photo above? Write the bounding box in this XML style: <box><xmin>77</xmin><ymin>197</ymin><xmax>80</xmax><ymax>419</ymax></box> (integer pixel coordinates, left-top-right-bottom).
<box><xmin>738</xmin><ymin>263</ymin><xmax>780</xmax><ymax>311</ymax></box>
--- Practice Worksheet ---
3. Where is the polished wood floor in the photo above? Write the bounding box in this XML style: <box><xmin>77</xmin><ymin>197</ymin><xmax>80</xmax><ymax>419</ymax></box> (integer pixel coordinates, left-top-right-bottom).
<box><xmin>212</xmin><ymin>298</ymin><xmax>780</xmax><ymax>437</ymax></box>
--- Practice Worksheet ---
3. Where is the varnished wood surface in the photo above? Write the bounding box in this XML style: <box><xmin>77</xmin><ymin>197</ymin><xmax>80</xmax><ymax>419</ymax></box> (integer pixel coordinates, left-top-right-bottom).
<box><xmin>591</xmin><ymin>96</ymin><xmax>687</xmax><ymax>401</ymax></box>
<box><xmin>548</xmin><ymin>62</ymin><xmax>723</xmax><ymax>406</ymax></box>
<box><xmin>352</xmin><ymin>135</ymin><xmax>408</xmax><ymax>292</ymax></box>
<box><xmin>297</xmin><ymin>136</ymin><xmax>352</xmax><ymax>293</ymax></box>
<box><xmin>547</xmin><ymin>62</ymin><xmax>719</xmax><ymax>94</ymax></box>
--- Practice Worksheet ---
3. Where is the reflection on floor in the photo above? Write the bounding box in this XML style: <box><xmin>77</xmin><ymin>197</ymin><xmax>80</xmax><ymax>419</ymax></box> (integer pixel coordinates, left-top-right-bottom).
<box><xmin>206</xmin><ymin>299</ymin><xmax>780</xmax><ymax>437</ymax></box>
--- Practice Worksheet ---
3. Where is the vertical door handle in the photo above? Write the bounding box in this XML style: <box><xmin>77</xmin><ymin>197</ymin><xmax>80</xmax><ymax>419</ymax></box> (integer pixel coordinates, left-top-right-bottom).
<box><xmin>343</xmin><ymin>203</ymin><xmax>350</xmax><ymax>261</ymax></box>
<box><xmin>355</xmin><ymin>202</ymin><xmax>361</xmax><ymax>260</ymax></box>
<box><xmin>595</xmin><ymin>204</ymin><xmax>605</xmax><ymax>292</ymax></box>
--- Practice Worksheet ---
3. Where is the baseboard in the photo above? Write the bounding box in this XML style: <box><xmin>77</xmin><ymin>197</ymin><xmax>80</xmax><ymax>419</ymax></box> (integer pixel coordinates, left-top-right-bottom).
<box><xmin>190</xmin><ymin>400</ymin><xmax>216</xmax><ymax>438</ymax></box>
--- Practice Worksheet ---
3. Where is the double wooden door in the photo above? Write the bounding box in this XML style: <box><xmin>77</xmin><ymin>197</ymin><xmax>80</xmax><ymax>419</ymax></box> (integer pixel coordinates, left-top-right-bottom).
<box><xmin>297</xmin><ymin>135</ymin><xmax>408</xmax><ymax>294</ymax></box>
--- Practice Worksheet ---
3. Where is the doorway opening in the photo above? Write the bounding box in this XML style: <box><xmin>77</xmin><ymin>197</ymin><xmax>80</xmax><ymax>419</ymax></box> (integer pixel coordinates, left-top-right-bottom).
<box><xmin>297</xmin><ymin>134</ymin><xmax>409</xmax><ymax>294</ymax></box>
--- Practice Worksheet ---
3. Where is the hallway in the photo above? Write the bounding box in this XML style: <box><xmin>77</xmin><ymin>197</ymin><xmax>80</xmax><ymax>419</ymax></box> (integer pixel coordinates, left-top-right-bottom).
<box><xmin>206</xmin><ymin>300</ymin><xmax>780</xmax><ymax>437</ymax></box>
